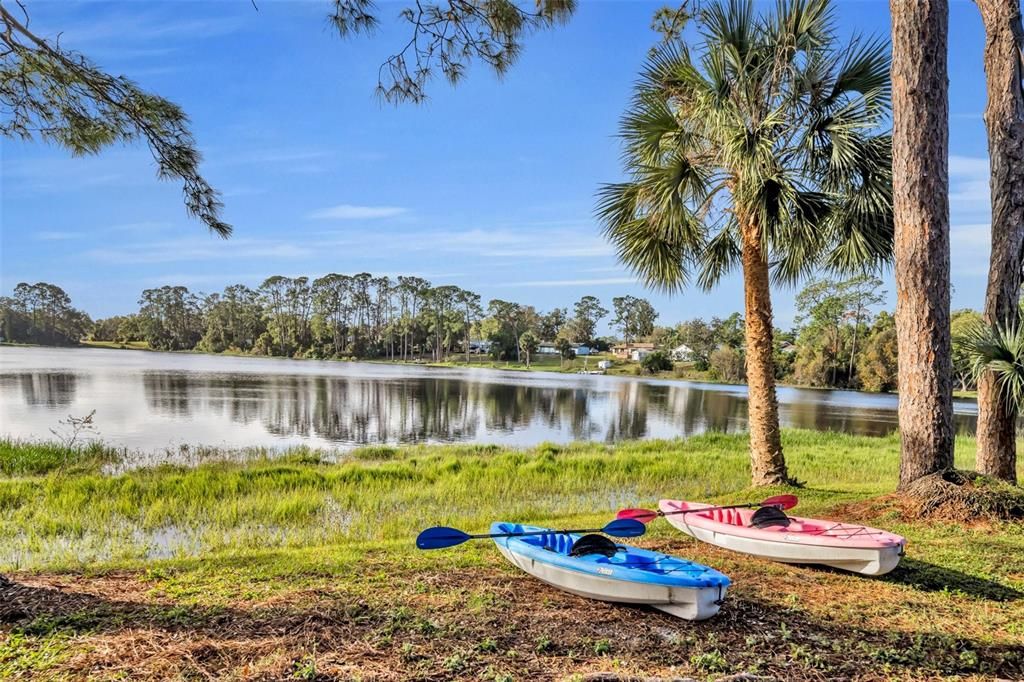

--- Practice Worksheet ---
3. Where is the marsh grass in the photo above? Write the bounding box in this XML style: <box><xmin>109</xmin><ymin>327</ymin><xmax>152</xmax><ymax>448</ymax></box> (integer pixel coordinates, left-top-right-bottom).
<box><xmin>0</xmin><ymin>430</ymin><xmax>1010</xmax><ymax>569</ymax></box>
<box><xmin>0</xmin><ymin>440</ymin><xmax>122</xmax><ymax>477</ymax></box>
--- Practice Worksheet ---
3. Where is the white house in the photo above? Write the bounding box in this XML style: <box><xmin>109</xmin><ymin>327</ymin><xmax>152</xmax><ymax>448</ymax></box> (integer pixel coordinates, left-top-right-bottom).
<box><xmin>630</xmin><ymin>348</ymin><xmax>654</xmax><ymax>362</ymax></box>
<box><xmin>670</xmin><ymin>343</ymin><xmax>695</xmax><ymax>361</ymax></box>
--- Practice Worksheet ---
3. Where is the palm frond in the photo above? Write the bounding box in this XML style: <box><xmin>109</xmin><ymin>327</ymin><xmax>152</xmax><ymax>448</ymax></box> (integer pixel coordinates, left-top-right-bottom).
<box><xmin>826</xmin><ymin>34</ymin><xmax>891</xmax><ymax>113</ymax></box>
<box><xmin>596</xmin><ymin>182</ymin><xmax>705</xmax><ymax>293</ymax></box>
<box><xmin>964</xmin><ymin>319</ymin><xmax>1024</xmax><ymax>414</ymax></box>
<box><xmin>697</xmin><ymin>221</ymin><xmax>741</xmax><ymax>290</ymax></box>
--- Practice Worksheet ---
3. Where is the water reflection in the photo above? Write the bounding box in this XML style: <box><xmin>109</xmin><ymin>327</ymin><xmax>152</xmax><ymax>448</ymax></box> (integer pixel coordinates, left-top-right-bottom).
<box><xmin>6</xmin><ymin>372</ymin><xmax>79</xmax><ymax>407</ymax></box>
<box><xmin>0</xmin><ymin>346</ymin><xmax>980</xmax><ymax>453</ymax></box>
<box><xmin>129</xmin><ymin>368</ymin><xmax>980</xmax><ymax>444</ymax></box>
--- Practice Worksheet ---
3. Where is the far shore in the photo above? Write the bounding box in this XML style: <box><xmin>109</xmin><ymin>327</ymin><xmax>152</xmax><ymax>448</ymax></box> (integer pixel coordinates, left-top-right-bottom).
<box><xmin>3</xmin><ymin>339</ymin><xmax>980</xmax><ymax>401</ymax></box>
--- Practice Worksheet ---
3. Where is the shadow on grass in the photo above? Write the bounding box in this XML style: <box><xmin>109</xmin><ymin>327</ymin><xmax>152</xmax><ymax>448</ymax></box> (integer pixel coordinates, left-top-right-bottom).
<box><xmin>1</xmin><ymin>564</ymin><xmax>1022</xmax><ymax>680</ymax></box>
<box><xmin>884</xmin><ymin>558</ymin><xmax>1023</xmax><ymax>602</ymax></box>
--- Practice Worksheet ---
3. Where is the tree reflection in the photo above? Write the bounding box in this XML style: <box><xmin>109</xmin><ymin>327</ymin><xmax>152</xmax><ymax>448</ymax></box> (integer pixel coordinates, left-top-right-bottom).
<box><xmin>15</xmin><ymin>372</ymin><xmax>78</xmax><ymax>407</ymax></box>
<box><xmin>118</xmin><ymin>370</ymin><xmax>983</xmax><ymax>448</ymax></box>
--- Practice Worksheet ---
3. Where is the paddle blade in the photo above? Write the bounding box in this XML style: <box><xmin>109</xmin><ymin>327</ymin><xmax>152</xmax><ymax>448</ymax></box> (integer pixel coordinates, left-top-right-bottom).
<box><xmin>762</xmin><ymin>494</ymin><xmax>798</xmax><ymax>511</ymax></box>
<box><xmin>615</xmin><ymin>508</ymin><xmax>659</xmax><ymax>524</ymax></box>
<box><xmin>603</xmin><ymin>518</ymin><xmax>647</xmax><ymax>538</ymax></box>
<box><xmin>416</xmin><ymin>526</ymin><xmax>472</xmax><ymax>550</ymax></box>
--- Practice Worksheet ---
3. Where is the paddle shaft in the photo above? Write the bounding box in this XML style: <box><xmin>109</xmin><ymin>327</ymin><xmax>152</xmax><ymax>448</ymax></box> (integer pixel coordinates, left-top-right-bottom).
<box><xmin>658</xmin><ymin>502</ymin><xmax>764</xmax><ymax>519</ymax></box>
<box><xmin>467</xmin><ymin>527</ymin><xmax>614</xmax><ymax>540</ymax></box>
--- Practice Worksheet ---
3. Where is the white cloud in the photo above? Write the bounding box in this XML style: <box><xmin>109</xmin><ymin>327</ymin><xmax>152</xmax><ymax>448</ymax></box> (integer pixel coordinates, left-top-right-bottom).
<box><xmin>949</xmin><ymin>156</ymin><xmax>990</xmax><ymax>176</ymax></box>
<box><xmin>141</xmin><ymin>272</ymin><xmax>271</xmax><ymax>288</ymax></box>
<box><xmin>950</xmin><ymin>223</ymin><xmax>991</xmax><ymax>248</ymax></box>
<box><xmin>308</xmin><ymin>204</ymin><xmax>408</xmax><ymax>220</ymax></box>
<box><xmin>84</xmin><ymin>238</ymin><xmax>313</xmax><ymax>264</ymax></box>
<box><xmin>55</xmin><ymin>14</ymin><xmax>244</xmax><ymax>49</ymax></box>
<box><xmin>504</xmin><ymin>277</ymin><xmax>639</xmax><ymax>287</ymax></box>
<box><xmin>950</xmin><ymin>222</ymin><xmax>992</xmax><ymax>278</ymax></box>
<box><xmin>311</xmin><ymin>225</ymin><xmax>614</xmax><ymax>261</ymax></box>
<box><xmin>407</xmin><ymin>228</ymin><xmax>613</xmax><ymax>259</ymax></box>
<box><xmin>948</xmin><ymin>155</ymin><xmax>990</xmax><ymax>211</ymax></box>
<box><xmin>35</xmin><ymin>231</ymin><xmax>83</xmax><ymax>241</ymax></box>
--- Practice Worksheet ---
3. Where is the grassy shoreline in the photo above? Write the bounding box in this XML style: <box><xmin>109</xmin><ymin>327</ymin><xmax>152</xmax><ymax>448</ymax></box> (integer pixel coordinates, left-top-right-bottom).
<box><xmin>2</xmin><ymin>431</ymin><xmax>1022</xmax><ymax>680</ymax></box>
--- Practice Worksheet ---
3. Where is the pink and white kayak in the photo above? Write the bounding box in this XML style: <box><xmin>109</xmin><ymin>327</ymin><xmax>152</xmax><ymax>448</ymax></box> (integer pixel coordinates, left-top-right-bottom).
<box><xmin>659</xmin><ymin>500</ymin><xmax>906</xmax><ymax>576</ymax></box>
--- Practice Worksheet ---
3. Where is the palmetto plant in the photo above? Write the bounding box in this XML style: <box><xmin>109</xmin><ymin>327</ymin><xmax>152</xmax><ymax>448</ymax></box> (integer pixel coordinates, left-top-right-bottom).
<box><xmin>965</xmin><ymin>319</ymin><xmax>1024</xmax><ymax>469</ymax></box>
<box><xmin>968</xmin><ymin>323</ymin><xmax>1024</xmax><ymax>403</ymax></box>
<box><xmin>963</xmin><ymin>315</ymin><xmax>1023</xmax><ymax>484</ymax></box>
<box><xmin>597</xmin><ymin>0</ymin><xmax>893</xmax><ymax>485</ymax></box>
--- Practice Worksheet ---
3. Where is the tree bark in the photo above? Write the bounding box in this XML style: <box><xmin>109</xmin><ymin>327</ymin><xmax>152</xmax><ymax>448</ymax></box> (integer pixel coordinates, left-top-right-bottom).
<box><xmin>975</xmin><ymin>0</ymin><xmax>1024</xmax><ymax>484</ymax></box>
<box><xmin>848</xmin><ymin>306</ymin><xmax>862</xmax><ymax>384</ymax></box>
<box><xmin>739</xmin><ymin>217</ymin><xmax>789</xmax><ymax>486</ymax></box>
<box><xmin>890</xmin><ymin>0</ymin><xmax>956</xmax><ymax>488</ymax></box>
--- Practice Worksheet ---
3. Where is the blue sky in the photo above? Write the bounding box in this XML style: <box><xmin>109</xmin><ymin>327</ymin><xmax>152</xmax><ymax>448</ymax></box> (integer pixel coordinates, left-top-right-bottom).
<box><xmin>0</xmin><ymin>0</ymin><xmax>994</xmax><ymax>331</ymax></box>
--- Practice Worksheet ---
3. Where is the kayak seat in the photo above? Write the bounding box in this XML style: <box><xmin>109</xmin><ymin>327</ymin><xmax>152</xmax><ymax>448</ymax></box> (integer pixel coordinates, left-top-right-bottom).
<box><xmin>569</xmin><ymin>534</ymin><xmax>618</xmax><ymax>558</ymax></box>
<box><xmin>749</xmin><ymin>506</ymin><xmax>791</xmax><ymax>529</ymax></box>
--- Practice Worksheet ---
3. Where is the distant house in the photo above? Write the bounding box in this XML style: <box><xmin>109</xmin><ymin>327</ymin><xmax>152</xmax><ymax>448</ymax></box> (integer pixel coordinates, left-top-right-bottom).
<box><xmin>597</xmin><ymin>359</ymin><xmax>613</xmax><ymax>370</ymax></box>
<box><xmin>611</xmin><ymin>342</ymin><xmax>655</xmax><ymax>360</ymax></box>
<box><xmin>670</xmin><ymin>343</ymin><xmax>695</xmax><ymax>361</ymax></box>
<box><xmin>537</xmin><ymin>342</ymin><xmax>589</xmax><ymax>356</ymax></box>
<box><xmin>468</xmin><ymin>340</ymin><xmax>492</xmax><ymax>354</ymax></box>
<box><xmin>779</xmin><ymin>341</ymin><xmax>797</xmax><ymax>355</ymax></box>
<box><xmin>630</xmin><ymin>347</ymin><xmax>655</xmax><ymax>362</ymax></box>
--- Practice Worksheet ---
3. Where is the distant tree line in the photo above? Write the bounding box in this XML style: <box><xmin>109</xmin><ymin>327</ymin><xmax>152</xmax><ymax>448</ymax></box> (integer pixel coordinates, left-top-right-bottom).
<box><xmin>0</xmin><ymin>274</ymin><xmax>991</xmax><ymax>396</ymax></box>
<box><xmin>0</xmin><ymin>282</ymin><xmax>92</xmax><ymax>346</ymax></box>
<box><xmin>0</xmin><ymin>275</ymin><xmax>634</xmax><ymax>363</ymax></box>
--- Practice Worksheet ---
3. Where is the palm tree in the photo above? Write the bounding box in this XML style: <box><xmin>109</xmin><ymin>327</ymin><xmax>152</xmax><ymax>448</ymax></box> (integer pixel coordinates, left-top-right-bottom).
<box><xmin>597</xmin><ymin>0</ymin><xmax>893</xmax><ymax>485</ymax></box>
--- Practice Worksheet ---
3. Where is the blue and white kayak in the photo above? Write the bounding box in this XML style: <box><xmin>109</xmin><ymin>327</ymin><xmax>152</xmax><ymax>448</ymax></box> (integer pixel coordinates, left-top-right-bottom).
<box><xmin>491</xmin><ymin>522</ymin><xmax>730</xmax><ymax>620</ymax></box>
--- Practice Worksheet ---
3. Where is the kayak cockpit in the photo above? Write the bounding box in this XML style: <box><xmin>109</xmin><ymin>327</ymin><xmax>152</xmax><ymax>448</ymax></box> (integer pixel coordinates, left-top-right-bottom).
<box><xmin>494</xmin><ymin>523</ymin><xmax>719</xmax><ymax>578</ymax></box>
<box><xmin>683</xmin><ymin>504</ymin><xmax>875</xmax><ymax>535</ymax></box>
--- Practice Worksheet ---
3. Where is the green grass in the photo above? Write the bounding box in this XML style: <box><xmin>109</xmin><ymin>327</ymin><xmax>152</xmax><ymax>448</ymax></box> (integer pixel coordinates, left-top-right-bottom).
<box><xmin>2</xmin><ymin>431</ymin><xmax>1022</xmax><ymax>680</ymax></box>
<box><xmin>0</xmin><ymin>440</ymin><xmax>123</xmax><ymax>477</ymax></box>
<box><xmin>79</xmin><ymin>339</ymin><xmax>151</xmax><ymax>351</ymax></box>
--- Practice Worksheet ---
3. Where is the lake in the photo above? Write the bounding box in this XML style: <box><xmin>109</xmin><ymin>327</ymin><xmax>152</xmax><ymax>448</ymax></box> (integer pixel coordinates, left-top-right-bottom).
<box><xmin>0</xmin><ymin>346</ymin><xmax>979</xmax><ymax>456</ymax></box>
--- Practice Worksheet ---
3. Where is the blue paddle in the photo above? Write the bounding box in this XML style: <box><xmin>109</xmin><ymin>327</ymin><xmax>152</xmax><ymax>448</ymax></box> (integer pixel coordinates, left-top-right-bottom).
<box><xmin>416</xmin><ymin>518</ymin><xmax>646</xmax><ymax>550</ymax></box>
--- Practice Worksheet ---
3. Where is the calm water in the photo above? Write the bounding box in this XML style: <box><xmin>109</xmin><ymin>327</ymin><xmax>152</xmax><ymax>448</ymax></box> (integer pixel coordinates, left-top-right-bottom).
<box><xmin>0</xmin><ymin>346</ymin><xmax>978</xmax><ymax>455</ymax></box>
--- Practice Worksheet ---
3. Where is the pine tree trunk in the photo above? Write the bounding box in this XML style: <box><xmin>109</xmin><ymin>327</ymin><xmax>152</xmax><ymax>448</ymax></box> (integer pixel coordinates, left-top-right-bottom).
<box><xmin>891</xmin><ymin>0</ymin><xmax>956</xmax><ymax>488</ymax></box>
<box><xmin>848</xmin><ymin>308</ymin><xmax>861</xmax><ymax>384</ymax></box>
<box><xmin>739</xmin><ymin>217</ymin><xmax>788</xmax><ymax>486</ymax></box>
<box><xmin>975</xmin><ymin>0</ymin><xmax>1024</xmax><ymax>484</ymax></box>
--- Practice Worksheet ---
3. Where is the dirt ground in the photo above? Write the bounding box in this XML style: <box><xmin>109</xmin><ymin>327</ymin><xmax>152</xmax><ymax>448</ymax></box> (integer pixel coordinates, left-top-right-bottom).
<box><xmin>3</xmin><ymin>545</ymin><xmax>1021</xmax><ymax>682</ymax></box>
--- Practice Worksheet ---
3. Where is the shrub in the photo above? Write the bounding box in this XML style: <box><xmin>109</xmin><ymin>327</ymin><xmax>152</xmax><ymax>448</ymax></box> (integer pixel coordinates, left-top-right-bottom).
<box><xmin>640</xmin><ymin>350</ymin><xmax>673</xmax><ymax>374</ymax></box>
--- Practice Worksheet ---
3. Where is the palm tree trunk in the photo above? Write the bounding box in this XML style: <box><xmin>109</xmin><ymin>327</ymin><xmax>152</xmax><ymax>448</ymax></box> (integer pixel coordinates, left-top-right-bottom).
<box><xmin>739</xmin><ymin>217</ymin><xmax>788</xmax><ymax>486</ymax></box>
<box><xmin>975</xmin><ymin>0</ymin><xmax>1024</xmax><ymax>484</ymax></box>
<box><xmin>891</xmin><ymin>0</ymin><xmax>956</xmax><ymax>488</ymax></box>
